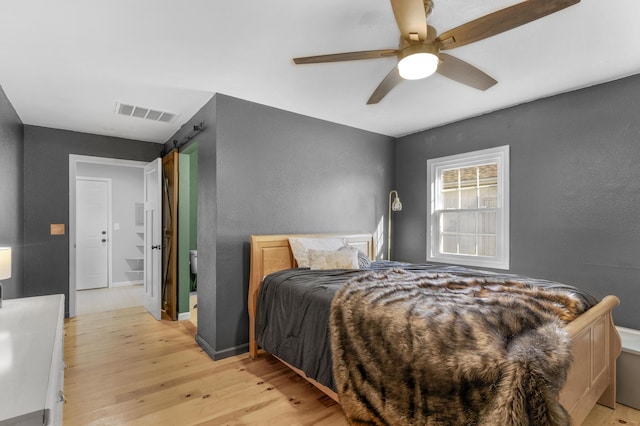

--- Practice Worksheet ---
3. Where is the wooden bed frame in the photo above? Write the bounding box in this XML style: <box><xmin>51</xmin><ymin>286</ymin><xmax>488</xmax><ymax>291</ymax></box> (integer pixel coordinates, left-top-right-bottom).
<box><xmin>248</xmin><ymin>233</ymin><xmax>621</xmax><ymax>425</ymax></box>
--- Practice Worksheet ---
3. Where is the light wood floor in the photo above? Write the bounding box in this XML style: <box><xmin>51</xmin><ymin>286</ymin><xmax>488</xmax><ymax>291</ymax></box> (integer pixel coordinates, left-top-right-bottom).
<box><xmin>64</xmin><ymin>306</ymin><xmax>346</xmax><ymax>425</ymax></box>
<box><xmin>76</xmin><ymin>284</ymin><xmax>144</xmax><ymax>315</ymax></box>
<box><xmin>64</xmin><ymin>306</ymin><xmax>640</xmax><ymax>425</ymax></box>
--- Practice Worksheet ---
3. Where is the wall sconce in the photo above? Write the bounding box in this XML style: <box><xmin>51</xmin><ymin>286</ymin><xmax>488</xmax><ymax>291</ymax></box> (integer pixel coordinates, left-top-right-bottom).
<box><xmin>388</xmin><ymin>190</ymin><xmax>402</xmax><ymax>260</ymax></box>
<box><xmin>0</xmin><ymin>247</ymin><xmax>12</xmax><ymax>308</ymax></box>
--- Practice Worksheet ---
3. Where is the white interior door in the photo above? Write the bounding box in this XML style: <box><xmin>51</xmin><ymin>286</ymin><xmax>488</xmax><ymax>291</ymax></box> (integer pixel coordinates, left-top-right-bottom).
<box><xmin>144</xmin><ymin>159</ymin><xmax>162</xmax><ymax>320</ymax></box>
<box><xmin>76</xmin><ymin>178</ymin><xmax>109</xmax><ymax>290</ymax></box>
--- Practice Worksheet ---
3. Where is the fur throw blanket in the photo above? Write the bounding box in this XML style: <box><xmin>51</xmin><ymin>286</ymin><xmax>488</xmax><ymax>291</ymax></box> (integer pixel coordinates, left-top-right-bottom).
<box><xmin>330</xmin><ymin>269</ymin><xmax>588</xmax><ymax>426</ymax></box>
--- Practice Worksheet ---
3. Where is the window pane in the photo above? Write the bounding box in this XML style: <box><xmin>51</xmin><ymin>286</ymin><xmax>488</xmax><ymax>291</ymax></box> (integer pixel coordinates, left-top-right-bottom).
<box><xmin>478</xmin><ymin>235</ymin><xmax>496</xmax><ymax>257</ymax></box>
<box><xmin>442</xmin><ymin>235</ymin><xmax>458</xmax><ymax>254</ymax></box>
<box><xmin>479</xmin><ymin>164</ymin><xmax>498</xmax><ymax>182</ymax></box>
<box><xmin>478</xmin><ymin>211</ymin><xmax>496</xmax><ymax>234</ymax></box>
<box><xmin>458</xmin><ymin>212</ymin><xmax>476</xmax><ymax>234</ymax></box>
<box><xmin>460</xmin><ymin>187</ymin><xmax>478</xmax><ymax>209</ymax></box>
<box><xmin>441</xmin><ymin>212</ymin><xmax>458</xmax><ymax>233</ymax></box>
<box><xmin>479</xmin><ymin>185</ymin><xmax>497</xmax><ymax>208</ymax></box>
<box><xmin>459</xmin><ymin>167</ymin><xmax>478</xmax><ymax>188</ymax></box>
<box><xmin>441</xmin><ymin>169</ymin><xmax>458</xmax><ymax>190</ymax></box>
<box><xmin>458</xmin><ymin>235</ymin><xmax>476</xmax><ymax>255</ymax></box>
<box><xmin>442</xmin><ymin>190</ymin><xmax>458</xmax><ymax>209</ymax></box>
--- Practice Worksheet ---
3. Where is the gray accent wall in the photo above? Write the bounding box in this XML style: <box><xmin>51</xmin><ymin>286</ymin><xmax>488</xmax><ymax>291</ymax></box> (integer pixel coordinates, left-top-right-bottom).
<box><xmin>395</xmin><ymin>74</ymin><xmax>640</xmax><ymax>330</ymax></box>
<box><xmin>23</xmin><ymin>125</ymin><xmax>160</xmax><ymax>315</ymax></box>
<box><xmin>0</xmin><ymin>84</ymin><xmax>24</xmax><ymax>298</ymax></box>
<box><xmin>167</xmin><ymin>94</ymin><xmax>395</xmax><ymax>359</ymax></box>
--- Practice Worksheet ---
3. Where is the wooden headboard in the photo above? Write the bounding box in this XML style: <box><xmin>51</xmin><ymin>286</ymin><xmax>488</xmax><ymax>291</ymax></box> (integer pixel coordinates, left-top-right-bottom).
<box><xmin>248</xmin><ymin>233</ymin><xmax>374</xmax><ymax>359</ymax></box>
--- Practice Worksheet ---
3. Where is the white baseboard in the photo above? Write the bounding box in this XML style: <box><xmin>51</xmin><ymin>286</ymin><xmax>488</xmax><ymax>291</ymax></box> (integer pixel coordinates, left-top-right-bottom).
<box><xmin>111</xmin><ymin>280</ymin><xmax>143</xmax><ymax>288</ymax></box>
<box><xmin>178</xmin><ymin>312</ymin><xmax>191</xmax><ymax>321</ymax></box>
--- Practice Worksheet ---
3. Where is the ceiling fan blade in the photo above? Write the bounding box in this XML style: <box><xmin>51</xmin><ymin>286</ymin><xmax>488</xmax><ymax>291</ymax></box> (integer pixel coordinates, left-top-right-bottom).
<box><xmin>436</xmin><ymin>53</ymin><xmax>497</xmax><ymax>91</ymax></box>
<box><xmin>293</xmin><ymin>49</ymin><xmax>397</xmax><ymax>65</ymax></box>
<box><xmin>435</xmin><ymin>0</ymin><xmax>580</xmax><ymax>50</ymax></box>
<box><xmin>390</xmin><ymin>0</ymin><xmax>428</xmax><ymax>41</ymax></box>
<box><xmin>367</xmin><ymin>66</ymin><xmax>403</xmax><ymax>105</ymax></box>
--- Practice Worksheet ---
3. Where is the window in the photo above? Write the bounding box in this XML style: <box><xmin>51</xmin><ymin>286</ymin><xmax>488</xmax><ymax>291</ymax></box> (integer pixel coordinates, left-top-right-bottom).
<box><xmin>427</xmin><ymin>146</ymin><xmax>509</xmax><ymax>269</ymax></box>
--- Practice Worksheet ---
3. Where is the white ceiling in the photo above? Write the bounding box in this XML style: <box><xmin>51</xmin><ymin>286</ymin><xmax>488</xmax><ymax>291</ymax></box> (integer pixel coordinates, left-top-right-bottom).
<box><xmin>0</xmin><ymin>1</ymin><xmax>639</xmax><ymax>144</ymax></box>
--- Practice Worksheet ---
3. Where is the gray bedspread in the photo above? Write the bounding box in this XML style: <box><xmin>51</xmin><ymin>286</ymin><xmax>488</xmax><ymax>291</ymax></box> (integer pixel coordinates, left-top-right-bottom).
<box><xmin>254</xmin><ymin>262</ymin><xmax>598</xmax><ymax>392</ymax></box>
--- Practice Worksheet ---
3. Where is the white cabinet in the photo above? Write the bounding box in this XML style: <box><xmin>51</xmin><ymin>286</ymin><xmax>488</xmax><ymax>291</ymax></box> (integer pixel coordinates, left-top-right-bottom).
<box><xmin>0</xmin><ymin>295</ymin><xmax>65</xmax><ymax>425</ymax></box>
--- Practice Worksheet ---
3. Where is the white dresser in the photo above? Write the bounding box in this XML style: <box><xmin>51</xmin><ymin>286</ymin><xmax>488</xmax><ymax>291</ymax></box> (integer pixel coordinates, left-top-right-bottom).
<box><xmin>0</xmin><ymin>295</ymin><xmax>65</xmax><ymax>425</ymax></box>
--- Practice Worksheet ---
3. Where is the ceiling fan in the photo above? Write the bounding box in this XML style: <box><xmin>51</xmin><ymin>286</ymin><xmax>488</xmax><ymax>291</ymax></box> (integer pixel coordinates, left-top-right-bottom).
<box><xmin>293</xmin><ymin>0</ymin><xmax>580</xmax><ymax>104</ymax></box>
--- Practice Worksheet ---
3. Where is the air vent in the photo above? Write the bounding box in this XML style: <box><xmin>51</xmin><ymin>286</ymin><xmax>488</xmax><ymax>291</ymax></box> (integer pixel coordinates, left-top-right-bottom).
<box><xmin>116</xmin><ymin>102</ymin><xmax>179</xmax><ymax>124</ymax></box>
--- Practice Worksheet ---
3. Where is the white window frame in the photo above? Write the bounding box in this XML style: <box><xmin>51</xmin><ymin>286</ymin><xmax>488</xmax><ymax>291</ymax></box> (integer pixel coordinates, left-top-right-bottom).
<box><xmin>427</xmin><ymin>145</ymin><xmax>510</xmax><ymax>270</ymax></box>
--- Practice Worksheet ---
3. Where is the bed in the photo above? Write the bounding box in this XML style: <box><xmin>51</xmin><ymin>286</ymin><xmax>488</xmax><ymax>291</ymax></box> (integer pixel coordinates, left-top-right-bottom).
<box><xmin>248</xmin><ymin>233</ymin><xmax>621</xmax><ymax>425</ymax></box>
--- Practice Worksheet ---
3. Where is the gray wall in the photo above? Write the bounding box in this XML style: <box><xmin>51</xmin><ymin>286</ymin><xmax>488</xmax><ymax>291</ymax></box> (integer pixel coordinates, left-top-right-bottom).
<box><xmin>167</xmin><ymin>94</ymin><xmax>396</xmax><ymax>359</ymax></box>
<box><xmin>75</xmin><ymin>162</ymin><xmax>145</xmax><ymax>285</ymax></box>
<box><xmin>23</xmin><ymin>125</ymin><xmax>160</xmax><ymax>315</ymax></box>
<box><xmin>395</xmin><ymin>74</ymin><xmax>640</xmax><ymax>330</ymax></box>
<box><xmin>0</xmin><ymin>84</ymin><xmax>24</xmax><ymax>298</ymax></box>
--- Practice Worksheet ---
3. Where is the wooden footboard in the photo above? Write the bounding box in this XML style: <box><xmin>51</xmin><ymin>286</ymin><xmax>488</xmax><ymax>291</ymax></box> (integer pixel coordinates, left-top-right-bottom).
<box><xmin>248</xmin><ymin>233</ymin><xmax>621</xmax><ymax>423</ymax></box>
<box><xmin>560</xmin><ymin>294</ymin><xmax>621</xmax><ymax>425</ymax></box>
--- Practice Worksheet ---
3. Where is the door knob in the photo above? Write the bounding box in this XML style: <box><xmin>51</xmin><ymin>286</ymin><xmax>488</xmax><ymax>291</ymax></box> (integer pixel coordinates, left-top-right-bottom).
<box><xmin>101</xmin><ymin>239</ymin><xmax>107</xmax><ymax>243</ymax></box>
<box><xmin>102</xmin><ymin>231</ymin><xmax>106</xmax><ymax>235</ymax></box>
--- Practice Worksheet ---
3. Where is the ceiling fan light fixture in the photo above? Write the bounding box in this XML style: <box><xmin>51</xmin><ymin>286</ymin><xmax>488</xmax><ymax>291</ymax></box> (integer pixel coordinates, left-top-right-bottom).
<box><xmin>398</xmin><ymin>53</ymin><xmax>438</xmax><ymax>80</ymax></box>
<box><xmin>397</xmin><ymin>44</ymin><xmax>439</xmax><ymax>80</ymax></box>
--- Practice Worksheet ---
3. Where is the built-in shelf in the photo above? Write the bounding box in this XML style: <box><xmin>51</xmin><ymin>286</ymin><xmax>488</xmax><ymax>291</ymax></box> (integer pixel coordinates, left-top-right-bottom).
<box><xmin>126</xmin><ymin>227</ymin><xmax>146</xmax><ymax>278</ymax></box>
<box><xmin>125</xmin><ymin>258</ymin><xmax>143</xmax><ymax>271</ymax></box>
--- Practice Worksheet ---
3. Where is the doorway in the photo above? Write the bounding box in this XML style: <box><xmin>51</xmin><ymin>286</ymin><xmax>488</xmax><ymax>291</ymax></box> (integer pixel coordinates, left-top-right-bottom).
<box><xmin>178</xmin><ymin>143</ymin><xmax>198</xmax><ymax>325</ymax></box>
<box><xmin>69</xmin><ymin>155</ymin><xmax>148</xmax><ymax>317</ymax></box>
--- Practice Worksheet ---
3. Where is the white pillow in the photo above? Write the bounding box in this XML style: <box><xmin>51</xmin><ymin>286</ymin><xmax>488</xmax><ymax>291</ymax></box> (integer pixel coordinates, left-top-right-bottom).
<box><xmin>308</xmin><ymin>249</ymin><xmax>359</xmax><ymax>270</ymax></box>
<box><xmin>338</xmin><ymin>245</ymin><xmax>371</xmax><ymax>268</ymax></box>
<box><xmin>288</xmin><ymin>237</ymin><xmax>345</xmax><ymax>267</ymax></box>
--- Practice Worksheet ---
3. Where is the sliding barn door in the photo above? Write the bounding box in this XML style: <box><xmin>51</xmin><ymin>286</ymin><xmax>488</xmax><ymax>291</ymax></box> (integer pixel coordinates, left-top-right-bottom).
<box><xmin>162</xmin><ymin>150</ymin><xmax>179</xmax><ymax>320</ymax></box>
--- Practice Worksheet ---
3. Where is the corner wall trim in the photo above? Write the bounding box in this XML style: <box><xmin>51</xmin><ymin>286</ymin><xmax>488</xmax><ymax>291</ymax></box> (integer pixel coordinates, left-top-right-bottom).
<box><xmin>178</xmin><ymin>311</ymin><xmax>191</xmax><ymax>321</ymax></box>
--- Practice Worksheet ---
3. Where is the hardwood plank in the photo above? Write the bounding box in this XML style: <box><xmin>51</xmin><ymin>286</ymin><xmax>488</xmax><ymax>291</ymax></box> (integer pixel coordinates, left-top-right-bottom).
<box><xmin>64</xmin><ymin>306</ymin><xmax>640</xmax><ymax>425</ymax></box>
<box><xmin>583</xmin><ymin>403</ymin><xmax>640</xmax><ymax>425</ymax></box>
